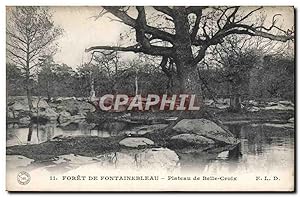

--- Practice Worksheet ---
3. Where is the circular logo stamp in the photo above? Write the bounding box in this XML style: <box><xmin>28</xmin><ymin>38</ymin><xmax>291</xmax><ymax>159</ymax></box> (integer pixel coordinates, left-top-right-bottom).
<box><xmin>17</xmin><ymin>171</ymin><xmax>31</xmax><ymax>185</ymax></box>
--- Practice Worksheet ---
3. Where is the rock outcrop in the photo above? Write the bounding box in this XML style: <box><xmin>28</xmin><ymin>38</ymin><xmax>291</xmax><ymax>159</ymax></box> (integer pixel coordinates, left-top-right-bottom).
<box><xmin>125</xmin><ymin>124</ymin><xmax>168</xmax><ymax>135</ymax></box>
<box><xmin>119</xmin><ymin>137</ymin><xmax>154</xmax><ymax>148</ymax></box>
<box><xmin>169</xmin><ymin>133</ymin><xmax>215</xmax><ymax>148</ymax></box>
<box><xmin>32</xmin><ymin>107</ymin><xmax>58</xmax><ymax>121</ymax></box>
<box><xmin>173</xmin><ymin>119</ymin><xmax>239</xmax><ymax>144</ymax></box>
<box><xmin>7</xmin><ymin>96</ymin><xmax>96</xmax><ymax>125</ymax></box>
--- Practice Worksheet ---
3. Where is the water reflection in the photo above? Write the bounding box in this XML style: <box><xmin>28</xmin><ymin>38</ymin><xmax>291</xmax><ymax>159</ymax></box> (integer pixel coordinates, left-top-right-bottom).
<box><xmin>6</xmin><ymin>122</ymin><xmax>129</xmax><ymax>146</ymax></box>
<box><xmin>6</xmin><ymin>122</ymin><xmax>294</xmax><ymax>175</ymax></box>
<box><xmin>175</xmin><ymin>123</ymin><xmax>294</xmax><ymax>174</ymax></box>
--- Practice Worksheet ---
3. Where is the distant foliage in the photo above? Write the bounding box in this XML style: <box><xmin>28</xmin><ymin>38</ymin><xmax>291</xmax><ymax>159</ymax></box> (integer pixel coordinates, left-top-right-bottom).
<box><xmin>7</xmin><ymin>63</ymin><xmax>26</xmax><ymax>96</ymax></box>
<box><xmin>7</xmin><ymin>52</ymin><xmax>294</xmax><ymax>102</ymax></box>
<box><xmin>7</xmin><ymin>58</ymin><xmax>169</xmax><ymax>98</ymax></box>
<box><xmin>250</xmin><ymin>55</ymin><xmax>294</xmax><ymax>101</ymax></box>
<box><xmin>198</xmin><ymin>54</ymin><xmax>294</xmax><ymax>101</ymax></box>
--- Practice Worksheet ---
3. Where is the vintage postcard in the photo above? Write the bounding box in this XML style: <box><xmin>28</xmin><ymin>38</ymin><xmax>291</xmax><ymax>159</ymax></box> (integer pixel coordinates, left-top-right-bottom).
<box><xmin>6</xmin><ymin>6</ymin><xmax>295</xmax><ymax>191</ymax></box>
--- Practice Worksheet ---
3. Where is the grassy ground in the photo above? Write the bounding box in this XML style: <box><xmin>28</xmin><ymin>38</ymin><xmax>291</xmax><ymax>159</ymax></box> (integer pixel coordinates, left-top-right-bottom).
<box><xmin>7</xmin><ymin>135</ymin><xmax>124</xmax><ymax>161</ymax></box>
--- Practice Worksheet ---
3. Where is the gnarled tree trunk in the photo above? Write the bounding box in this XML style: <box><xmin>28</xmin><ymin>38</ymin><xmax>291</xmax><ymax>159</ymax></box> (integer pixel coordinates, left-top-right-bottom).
<box><xmin>172</xmin><ymin>7</ymin><xmax>202</xmax><ymax>99</ymax></box>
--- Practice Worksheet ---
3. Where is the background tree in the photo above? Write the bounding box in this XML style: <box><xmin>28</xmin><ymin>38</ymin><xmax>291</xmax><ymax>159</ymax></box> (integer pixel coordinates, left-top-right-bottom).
<box><xmin>89</xmin><ymin>51</ymin><xmax>121</xmax><ymax>95</ymax></box>
<box><xmin>82</xmin><ymin>52</ymin><xmax>168</xmax><ymax>97</ymax></box>
<box><xmin>86</xmin><ymin>6</ymin><xmax>294</xmax><ymax>97</ymax></box>
<box><xmin>204</xmin><ymin>36</ymin><xmax>260</xmax><ymax>112</ymax></box>
<box><xmin>6</xmin><ymin>63</ymin><xmax>26</xmax><ymax>96</ymax></box>
<box><xmin>198</xmin><ymin>34</ymin><xmax>294</xmax><ymax>110</ymax></box>
<box><xmin>38</xmin><ymin>59</ymin><xmax>76</xmax><ymax>100</ymax></box>
<box><xmin>6</xmin><ymin>6</ymin><xmax>63</xmax><ymax>112</ymax></box>
<box><xmin>250</xmin><ymin>55</ymin><xmax>294</xmax><ymax>101</ymax></box>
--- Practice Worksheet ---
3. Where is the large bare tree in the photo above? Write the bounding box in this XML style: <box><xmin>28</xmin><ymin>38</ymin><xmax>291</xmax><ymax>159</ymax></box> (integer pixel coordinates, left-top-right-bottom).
<box><xmin>86</xmin><ymin>6</ymin><xmax>294</xmax><ymax>96</ymax></box>
<box><xmin>6</xmin><ymin>6</ymin><xmax>63</xmax><ymax>112</ymax></box>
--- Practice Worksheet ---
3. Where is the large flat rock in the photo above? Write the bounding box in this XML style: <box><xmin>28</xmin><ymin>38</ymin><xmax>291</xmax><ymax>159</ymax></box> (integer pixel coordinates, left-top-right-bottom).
<box><xmin>10</xmin><ymin>97</ymin><xmax>50</xmax><ymax>111</ymax></box>
<box><xmin>125</xmin><ymin>124</ymin><xmax>168</xmax><ymax>135</ymax></box>
<box><xmin>119</xmin><ymin>137</ymin><xmax>154</xmax><ymax>148</ymax></box>
<box><xmin>170</xmin><ymin>133</ymin><xmax>215</xmax><ymax>146</ymax></box>
<box><xmin>173</xmin><ymin>119</ymin><xmax>239</xmax><ymax>144</ymax></box>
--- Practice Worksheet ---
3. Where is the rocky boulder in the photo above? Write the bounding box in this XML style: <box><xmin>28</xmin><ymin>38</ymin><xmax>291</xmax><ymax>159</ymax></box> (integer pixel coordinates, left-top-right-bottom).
<box><xmin>8</xmin><ymin>97</ymin><xmax>57</xmax><ymax>122</ymax></box>
<box><xmin>55</xmin><ymin>99</ymin><xmax>95</xmax><ymax>115</ymax></box>
<box><xmin>173</xmin><ymin>119</ymin><xmax>239</xmax><ymax>144</ymax></box>
<box><xmin>264</xmin><ymin>101</ymin><xmax>294</xmax><ymax>111</ymax></box>
<box><xmin>279</xmin><ymin>100</ymin><xmax>294</xmax><ymax>107</ymax></box>
<box><xmin>19</xmin><ymin>116</ymin><xmax>31</xmax><ymax>125</ymax></box>
<box><xmin>125</xmin><ymin>124</ymin><xmax>168</xmax><ymax>135</ymax></box>
<box><xmin>247</xmin><ymin>106</ymin><xmax>260</xmax><ymax>112</ymax></box>
<box><xmin>7</xmin><ymin>111</ymin><xmax>18</xmax><ymax>119</ymax></box>
<box><xmin>58</xmin><ymin>110</ymin><xmax>72</xmax><ymax>123</ymax></box>
<box><xmin>7</xmin><ymin>96</ymin><xmax>94</xmax><ymax>123</ymax></box>
<box><xmin>10</xmin><ymin>101</ymin><xmax>29</xmax><ymax>111</ymax></box>
<box><xmin>119</xmin><ymin>137</ymin><xmax>154</xmax><ymax>148</ymax></box>
<box><xmin>32</xmin><ymin>107</ymin><xmax>58</xmax><ymax>121</ymax></box>
<box><xmin>70</xmin><ymin>114</ymin><xmax>86</xmax><ymax>123</ymax></box>
<box><xmin>9</xmin><ymin>97</ymin><xmax>50</xmax><ymax>112</ymax></box>
<box><xmin>288</xmin><ymin>117</ymin><xmax>294</xmax><ymax>123</ymax></box>
<box><xmin>101</xmin><ymin>121</ymin><xmax>127</xmax><ymax>131</ymax></box>
<box><xmin>32</xmin><ymin>99</ymin><xmax>50</xmax><ymax>109</ymax></box>
<box><xmin>169</xmin><ymin>133</ymin><xmax>215</xmax><ymax>148</ymax></box>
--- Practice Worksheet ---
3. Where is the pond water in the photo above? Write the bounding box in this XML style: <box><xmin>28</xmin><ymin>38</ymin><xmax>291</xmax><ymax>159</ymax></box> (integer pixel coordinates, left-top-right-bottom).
<box><xmin>6</xmin><ymin>121</ymin><xmax>294</xmax><ymax>175</ymax></box>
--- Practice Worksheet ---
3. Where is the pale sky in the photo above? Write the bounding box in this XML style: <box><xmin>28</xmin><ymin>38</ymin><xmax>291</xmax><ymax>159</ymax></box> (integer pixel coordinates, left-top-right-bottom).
<box><xmin>51</xmin><ymin>6</ymin><xmax>294</xmax><ymax>68</ymax></box>
<box><xmin>52</xmin><ymin>6</ymin><xmax>131</xmax><ymax>68</ymax></box>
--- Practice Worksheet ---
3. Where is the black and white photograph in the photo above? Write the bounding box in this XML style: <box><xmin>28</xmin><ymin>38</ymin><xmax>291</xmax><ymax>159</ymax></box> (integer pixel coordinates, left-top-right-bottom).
<box><xmin>5</xmin><ymin>5</ymin><xmax>295</xmax><ymax>191</ymax></box>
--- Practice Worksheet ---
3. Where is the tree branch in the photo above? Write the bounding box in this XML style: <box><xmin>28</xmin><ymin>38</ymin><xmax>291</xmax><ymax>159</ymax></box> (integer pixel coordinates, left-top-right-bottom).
<box><xmin>6</xmin><ymin>41</ymin><xmax>27</xmax><ymax>53</ymax></box>
<box><xmin>186</xmin><ymin>6</ymin><xmax>208</xmax><ymax>15</ymax></box>
<box><xmin>85</xmin><ymin>44</ymin><xmax>173</xmax><ymax>56</ymax></box>
<box><xmin>192</xmin><ymin>45</ymin><xmax>209</xmax><ymax>66</ymax></box>
<box><xmin>136</xmin><ymin>6</ymin><xmax>151</xmax><ymax>48</ymax></box>
<box><xmin>102</xmin><ymin>6</ymin><xmax>175</xmax><ymax>43</ymax></box>
<box><xmin>7</xmin><ymin>49</ymin><xmax>27</xmax><ymax>62</ymax></box>
<box><xmin>190</xmin><ymin>12</ymin><xmax>202</xmax><ymax>42</ymax></box>
<box><xmin>235</xmin><ymin>6</ymin><xmax>263</xmax><ymax>24</ymax></box>
<box><xmin>252</xmin><ymin>29</ymin><xmax>294</xmax><ymax>42</ymax></box>
<box><xmin>6</xmin><ymin>31</ymin><xmax>27</xmax><ymax>45</ymax></box>
<box><xmin>153</xmin><ymin>6</ymin><xmax>173</xmax><ymax>17</ymax></box>
<box><xmin>102</xmin><ymin>6</ymin><xmax>136</xmax><ymax>27</ymax></box>
<box><xmin>159</xmin><ymin>56</ymin><xmax>172</xmax><ymax>78</ymax></box>
<box><xmin>194</xmin><ymin>7</ymin><xmax>294</xmax><ymax>50</ymax></box>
